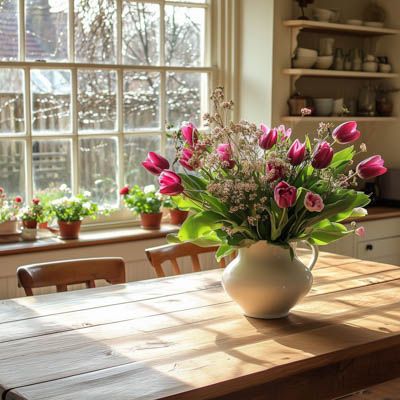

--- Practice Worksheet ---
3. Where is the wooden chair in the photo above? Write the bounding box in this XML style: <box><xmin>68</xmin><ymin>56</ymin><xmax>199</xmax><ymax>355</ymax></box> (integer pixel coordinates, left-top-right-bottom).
<box><xmin>145</xmin><ymin>242</ymin><xmax>230</xmax><ymax>278</ymax></box>
<box><xmin>17</xmin><ymin>257</ymin><xmax>126</xmax><ymax>296</ymax></box>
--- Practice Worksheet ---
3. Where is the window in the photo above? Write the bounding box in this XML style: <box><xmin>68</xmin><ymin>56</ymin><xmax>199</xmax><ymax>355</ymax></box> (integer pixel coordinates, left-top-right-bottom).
<box><xmin>0</xmin><ymin>0</ymin><xmax>212</xmax><ymax>214</ymax></box>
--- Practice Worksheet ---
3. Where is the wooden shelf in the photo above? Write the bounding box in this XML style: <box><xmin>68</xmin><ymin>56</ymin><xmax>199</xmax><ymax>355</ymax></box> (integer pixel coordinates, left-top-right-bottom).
<box><xmin>281</xmin><ymin>116</ymin><xmax>397</xmax><ymax>123</ymax></box>
<box><xmin>284</xmin><ymin>20</ymin><xmax>400</xmax><ymax>36</ymax></box>
<box><xmin>283</xmin><ymin>68</ymin><xmax>398</xmax><ymax>79</ymax></box>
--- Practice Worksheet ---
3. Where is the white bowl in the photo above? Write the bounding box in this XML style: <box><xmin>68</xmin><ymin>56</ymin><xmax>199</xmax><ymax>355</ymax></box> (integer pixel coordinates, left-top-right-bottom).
<box><xmin>363</xmin><ymin>61</ymin><xmax>378</xmax><ymax>72</ymax></box>
<box><xmin>364</xmin><ymin>21</ymin><xmax>384</xmax><ymax>28</ymax></box>
<box><xmin>313</xmin><ymin>98</ymin><xmax>334</xmax><ymax>116</ymax></box>
<box><xmin>346</xmin><ymin>19</ymin><xmax>363</xmax><ymax>26</ymax></box>
<box><xmin>313</xmin><ymin>8</ymin><xmax>333</xmax><ymax>22</ymax></box>
<box><xmin>315</xmin><ymin>55</ymin><xmax>334</xmax><ymax>69</ymax></box>
<box><xmin>296</xmin><ymin>47</ymin><xmax>318</xmax><ymax>58</ymax></box>
<box><xmin>379</xmin><ymin>63</ymin><xmax>392</xmax><ymax>73</ymax></box>
<box><xmin>293</xmin><ymin>56</ymin><xmax>317</xmax><ymax>69</ymax></box>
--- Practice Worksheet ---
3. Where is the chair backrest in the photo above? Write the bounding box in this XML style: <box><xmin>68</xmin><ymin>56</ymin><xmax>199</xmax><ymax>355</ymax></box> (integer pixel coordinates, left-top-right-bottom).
<box><xmin>145</xmin><ymin>243</ymin><xmax>227</xmax><ymax>278</ymax></box>
<box><xmin>17</xmin><ymin>257</ymin><xmax>126</xmax><ymax>296</ymax></box>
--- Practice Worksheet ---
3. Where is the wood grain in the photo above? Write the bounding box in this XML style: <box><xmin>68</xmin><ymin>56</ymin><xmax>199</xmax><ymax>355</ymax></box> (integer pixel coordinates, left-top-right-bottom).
<box><xmin>0</xmin><ymin>253</ymin><xmax>399</xmax><ymax>400</ymax></box>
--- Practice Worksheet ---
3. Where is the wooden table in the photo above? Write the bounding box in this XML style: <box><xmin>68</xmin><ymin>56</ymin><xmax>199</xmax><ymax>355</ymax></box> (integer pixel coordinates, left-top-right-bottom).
<box><xmin>1</xmin><ymin>252</ymin><xmax>400</xmax><ymax>400</ymax></box>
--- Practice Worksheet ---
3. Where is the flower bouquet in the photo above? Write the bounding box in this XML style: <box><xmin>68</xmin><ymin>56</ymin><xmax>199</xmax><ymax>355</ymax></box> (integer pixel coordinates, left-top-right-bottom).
<box><xmin>0</xmin><ymin>188</ymin><xmax>23</xmax><ymax>235</ymax></box>
<box><xmin>142</xmin><ymin>87</ymin><xmax>387</xmax><ymax>318</ymax></box>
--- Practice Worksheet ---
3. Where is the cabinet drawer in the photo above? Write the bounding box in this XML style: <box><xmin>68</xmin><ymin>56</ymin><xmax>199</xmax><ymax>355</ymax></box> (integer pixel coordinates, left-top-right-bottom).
<box><xmin>357</xmin><ymin>236</ymin><xmax>400</xmax><ymax>263</ymax></box>
<box><xmin>361</xmin><ymin>218</ymin><xmax>400</xmax><ymax>241</ymax></box>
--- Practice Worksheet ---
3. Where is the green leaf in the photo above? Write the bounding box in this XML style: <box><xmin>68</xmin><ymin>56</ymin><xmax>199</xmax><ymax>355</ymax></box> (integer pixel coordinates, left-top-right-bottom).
<box><xmin>330</xmin><ymin>146</ymin><xmax>355</xmax><ymax>174</ymax></box>
<box><xmin>309</xmin><ymin>220</ymin><xmax>352</xmax><ymax>245</ymax></box>
<box><xmin>172</xmin><ymin>195</ymin><xmax>202</xmax><ymax>212</ymax></box>
<box><xmin>176</xmin><ymin>210</ymin><xmax>224</xmax><ymax>242</ymax></box>
<box><xmin>216</xmin><ymin>244</ymin><xmax>236</xmax><ymax>262</ymax></box>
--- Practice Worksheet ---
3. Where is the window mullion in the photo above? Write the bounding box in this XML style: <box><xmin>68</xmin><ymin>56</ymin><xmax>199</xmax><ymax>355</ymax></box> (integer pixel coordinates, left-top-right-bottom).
<box><xmin>69</xmin><ymin>0</ymin><xmax>75</xmax><ymax>62</ymax></box>
<box><xmin>71</xmin><ymin>67</ymin><xmax>79</xmax><ymax>196</ymax></box>
<box><xmin>18</xmin><ymin>0</ymin><xmax>25</xmax><ymax>61</ymax></box>
<box><xmin>160</xmin><ymin>0</ymin><xmax>166</xmax><ymax>156</ymax></box>
<box><xmin>23</xmin><ymin>66</ymin><xmax>32</xmax><ymax>201</ymax></box>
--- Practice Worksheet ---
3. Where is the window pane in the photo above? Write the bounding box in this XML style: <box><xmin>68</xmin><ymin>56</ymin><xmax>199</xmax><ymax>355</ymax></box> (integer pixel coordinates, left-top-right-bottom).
<box><xmin>0</xmin><ymin>69</ymin><xmax>24</xmax><ymax>134</ymax></box>
<box><xmin>0</xmin><ymin>0</ymin><xmax>19</xmax><ymax>61</ymax></box>
<box><xmin>78</xmin><ymin>70</ymin><xmax>117</xmax><ymax>132</ymax></box>
<box><xmin>123</xmin><ymin>71</ymin><xmax>160</xmax><ymax>131</ymax></box>
<box><xmin>75</xmin><ymin>0</ymin><xmax>116</xmax><ymax>63</ymax></box>
<box><xmin>122</xmin><ymin>2</ymin><xmax>160</xmax><ymax>65</ymax></box>
<box><xmin>25</xmin><ymin>0</ymin><xmax>68</xmax><ymax>61</ymax></box>
<box><xmin>31</xmin><ymin>69</ymin><xmax>71</xmax><ymax>133</ymax></box>
<box><xmin>0</xmin><ymin>140</ymin><xmax>25</xmax><ymax>197</ymax></box>
<box><xmin>79</xmin><ymin>138</ymin><xmax>118</xmax><ymax>205</ymax></box>
<box><xmin>165</xmin><ymin>5</ymin><xmax>205</xmax><ymax>67</ymax></box>
<box><xmin>124</xmin><ymin>135</ymin><xmax>160</xmax><ymax>187</ymax></box>
<box><xmin>32</xmin><ymin>140</ymin><xmax>72</xmax><ymax>194</ymax></box>
<box><xmin>167</xmin><ymin>72</ymin><xmax>208</xmax><ymax>127</ymax></box>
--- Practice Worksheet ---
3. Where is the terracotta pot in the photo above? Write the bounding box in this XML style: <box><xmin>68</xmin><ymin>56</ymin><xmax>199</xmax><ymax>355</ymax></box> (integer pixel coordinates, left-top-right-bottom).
<box><xmin>38</xmin><ymin>222</ymin><xmax>48</xmax><ymax>229</ymax></box>
<box><xmin>169</xmin><ymin>209</ymin><xmax>189</xmax><ymax>225</ymax></box>
<box><xmin>23</xmin><ymin>220</ymin><xmax>37</xmax><ymax>229</ymax></box>
<box><xmin>140</xmin><ymin>213</ymin><xmax>162</xmax><ymax>230</ymax></box>
<box><xmin>58</xmin><ymin>220</ymin><xmax>82</xmax><ymax>240</ymax></box>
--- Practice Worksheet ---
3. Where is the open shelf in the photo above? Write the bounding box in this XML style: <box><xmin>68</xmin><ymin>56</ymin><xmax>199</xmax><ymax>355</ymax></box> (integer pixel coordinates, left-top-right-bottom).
<box><xmin>283</xmin><ymin>20</ymin><xmax>400</xmax><ymax>36</ymax></box>
<box><xmin>283</xmin><ymin>68</ymin><xmax>398</xmax><ymax>79</ymax></box>
<box><xmin>281</xmin><ymin>116</ymin><xmax>397</xmax><ymax>123</ymax></box>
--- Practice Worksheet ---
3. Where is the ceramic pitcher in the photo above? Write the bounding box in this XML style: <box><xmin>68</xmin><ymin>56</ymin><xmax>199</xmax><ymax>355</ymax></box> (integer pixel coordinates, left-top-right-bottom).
<box><xmin>222</xmin><ymin>241</ymin><xmax>319</xmax><ymax>319</ymax></box>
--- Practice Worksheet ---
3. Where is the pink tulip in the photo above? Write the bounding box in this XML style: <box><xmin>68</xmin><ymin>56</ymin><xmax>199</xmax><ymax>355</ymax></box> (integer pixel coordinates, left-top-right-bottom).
<box><xmin>274</xmin><ymin>181</ymin><xmax>297</xmax><ymax>209</ymax></box>
<box><xmin>179</xmin><ymin>148</ymin><xmax>195</xmax><ymax>171</ymax></box>
<box><xmin>304</xmin><ymin>192</ymin><xmax>324</xmax><ymax>212</ymax></box>
<box><xmin>181</xmin><ymin>122</ymin><xmax>198</xmax><ymax>147</ymax></box>
<box><xmin>142</xmin><ymin>152</ymin><xmax>170</xmax><ymax>175</ymax></box>
<box><xmin>356</xmin><ymin>155</ymin><xmax>387</xmax><ymax>179</ymax></box>
<box><xmin>266</xmin><ymin>161</ymin><xmax>286</xmax><ymax>182</ymax></box>
<box><xmin>217</xmin><ymin>143</ymin><xmax>235</xmax><ymax>169</ymax></box>
<box><xmin>287</xmin><ymin>139</ymin><xmax>306</xmax><ymax>166</ymax></box>
<box><xmin>159</xmin><ymin>170</ymin><xmax>184</xmax><ymax>196</ymax></box>
<box><xmin>312</xmin><ymin>141</ymin><xmax>333</xmax><ymax>169</ymax></box>
<box><xmin>259</xmin><ymin>124</ymin><xmax>277</xmax><ymax>150</ymax></box>
<box><xmin>355</xmin><ymin>226</ymin><xmax>366</xmax><ymax>237</ymax></box>
<box><xmin>332</xmin><ymin>121</ymin><xmax>361</xmax><ymax>144</ymax></box>
<box><xmin>278</xmin><ymin>124</ymin><xmax>292</xmax><ymax>141</ymax></box>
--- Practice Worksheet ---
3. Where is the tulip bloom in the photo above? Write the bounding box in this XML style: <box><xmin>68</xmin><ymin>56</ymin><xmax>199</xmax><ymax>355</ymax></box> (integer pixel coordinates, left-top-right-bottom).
<box><xmin>355</xmin><ymin>226</ymin><xmax>366</xmax><ymax>237</ymax></box>
<box><xmin>159</xmin><ymin>170</ymin><xmax>184</xmax><ymax>196</ymax></box>
<box><xmin>142</xmin><ymin>152</ymin><xmax>170</xmax><ymax>175</ymax></box>
<box><xmin>312</xmin><ymin>141</ymin><xmax>333</xmax><ymax>169</ymax></box>
<box><xmin>332</xmin><ymin>121</ymin><xmax>361</xmax><ymax>144</ymax></box>
<box><xmin>278</xmin><ymin>124</ymin><xmax>292</xmax><ymax>141</ymax></box>
<box><xmin>259</xmin><ymin>124</ymin><xmax>277</xmax><ymax>150</ymax></box>
<box><xmin>274</xmin><ymin>181</ymin><xmax>297</xmax><ymax>208</ymax></box>
<box><xmin>217</xmin><ymin>143</ymin><xmax>235</xmax><ymax>169</ymax></box>
<box><xmin>179</xmin><ymin>148</ymin><xmax>196</xmax><ymax>171</ymax></box>
<box><xmin>287</xmin><ymin>139</ymin><xmax>306</xmax><ymax>166</ymax></box>
<box><xmin>181</xmin><ymin>122</ymin><xmax>198</xmax><ymax>147</ymax></box>
<box><xmin>304</xmin><ymin>192</ymin><xmax>324</xmax><ymax>212</ymax></box>
<box><xmin>266</xmin><ymin>161</ymin><xmax>286</xmax><ymax>182</ymax></box>
<box><xmin>356</xmin><ymin>155</ymin><xmax>387</xmax><ymax>179</ymax></box>
<box><xmin>119</xmin><ymin>185</ymin><xmax>130</xmax><ymax>196</ymax></box>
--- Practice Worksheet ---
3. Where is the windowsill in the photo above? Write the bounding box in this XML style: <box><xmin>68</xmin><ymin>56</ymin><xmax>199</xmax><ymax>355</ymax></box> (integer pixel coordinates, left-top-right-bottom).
<box><xmin>0</xmin><ymin>224</ymin><xmax>178</xmax><ymax>257</ymax></box>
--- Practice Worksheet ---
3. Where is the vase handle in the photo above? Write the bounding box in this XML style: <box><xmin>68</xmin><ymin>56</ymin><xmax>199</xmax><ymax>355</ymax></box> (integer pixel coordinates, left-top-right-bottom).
<box><xmin>300</xmin><ymin>241</ymin><xmax>319</xmax><ymax>271</ymax></box>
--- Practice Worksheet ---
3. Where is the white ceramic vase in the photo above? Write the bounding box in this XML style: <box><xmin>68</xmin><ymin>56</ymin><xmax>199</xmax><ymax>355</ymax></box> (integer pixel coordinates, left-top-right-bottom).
<box><xmin>222</xmin><ymin>241</ymin><xmax>319</xmax><ymax>319</ymax></box>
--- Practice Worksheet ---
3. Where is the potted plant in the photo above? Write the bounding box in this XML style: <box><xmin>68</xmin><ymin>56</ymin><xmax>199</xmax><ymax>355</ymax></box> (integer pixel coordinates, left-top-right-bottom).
<box><xmin>20</xmin><ymin>198</ymin><xmax>44</xmax><ymax>229</ymax></box>
<box><xmin>142</xmin><ymin>87</ymin><xmax>387</xmax><ymax>319</ymax></box>
<box><xmin>163</xmin><ymin>196</ymin><xmax>189</xmax><ymax>225</ymax></box>
<box><xmin>49</xmin><ymin>193</ymin><xmax>99</xmax><ymax>240</ymax></box>
<box><xmin>120</xmin><ymin>184</ymin><xmax>163</xmax><ymax>230</ymax></box>
<box><xmin>0</xmin><ymin>188</ymin><xmax>23</xmax><ymax>235</ymax></box>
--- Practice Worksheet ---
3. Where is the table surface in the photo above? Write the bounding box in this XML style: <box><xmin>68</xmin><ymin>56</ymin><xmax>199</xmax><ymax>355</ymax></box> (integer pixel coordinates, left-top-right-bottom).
<box><xmin>1</xmin><ymin>252</ymin><xmax>400</xmax><ymax>400</ymax></box>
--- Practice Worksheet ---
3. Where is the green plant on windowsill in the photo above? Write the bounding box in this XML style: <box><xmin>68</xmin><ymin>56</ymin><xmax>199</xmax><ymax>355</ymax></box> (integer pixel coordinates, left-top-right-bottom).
<box><xmin>120</xmin><ymin>185</ymin><xmax>164</xmax><ymax>230</ymax></box>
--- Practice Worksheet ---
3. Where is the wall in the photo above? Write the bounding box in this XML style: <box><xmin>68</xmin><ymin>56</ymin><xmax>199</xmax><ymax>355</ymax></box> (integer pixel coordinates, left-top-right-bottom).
<box><xmin>239</xmin><ymin>0</ymin><xmax>400</xmax><ymax>168</ymax></box>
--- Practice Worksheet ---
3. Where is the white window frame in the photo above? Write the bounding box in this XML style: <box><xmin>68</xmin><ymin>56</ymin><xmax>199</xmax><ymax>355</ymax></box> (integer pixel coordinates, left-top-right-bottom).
<box><xmin>0</xmin><ymin>0</ymin><xmax>216</xmax><ymax>226</ymax></box>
